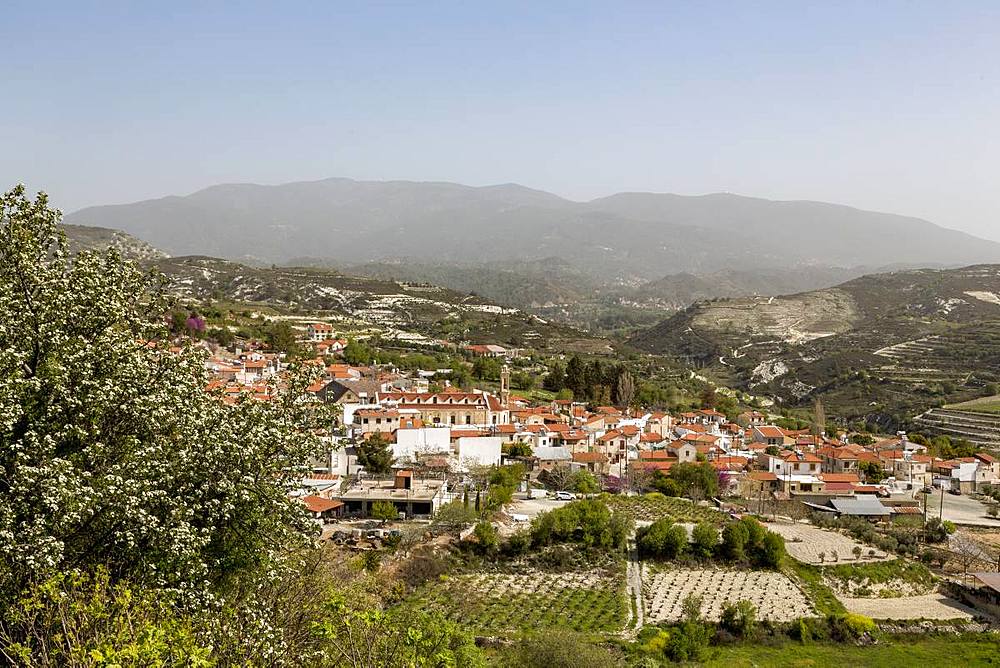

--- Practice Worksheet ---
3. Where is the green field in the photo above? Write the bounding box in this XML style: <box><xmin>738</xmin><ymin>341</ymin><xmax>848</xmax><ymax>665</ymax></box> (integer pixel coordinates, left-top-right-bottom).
<box><xmin>946</xmin><ymin>395</ymin><xmax>1000</xmax><ymax>414</ymax></box>
<box><xmin>603</xmin><ymin>493</ymin><xmax>727</xmax><ymax>525</ymax></box>
<box><xmin>703</xmin><ymin>636</ymin><xmax>1000</xmax><ymax>667</ymax></box>
<box><xmin>405</xmin><ymin>568</ymin><xmax>628</xmax><ymax>634</ymax></box>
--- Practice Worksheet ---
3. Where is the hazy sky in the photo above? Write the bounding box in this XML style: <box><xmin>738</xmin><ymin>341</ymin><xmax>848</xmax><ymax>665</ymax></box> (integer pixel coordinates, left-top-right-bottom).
<box><xmin>3</xmin><ymin>2</ymin><xmax>999</xmax><ymax>240</ymax></box>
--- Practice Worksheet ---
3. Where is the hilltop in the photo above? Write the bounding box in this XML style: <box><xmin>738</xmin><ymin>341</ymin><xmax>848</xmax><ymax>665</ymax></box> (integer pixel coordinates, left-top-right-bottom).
<box><xmin>631</xmin><ymin>265</ymin><xmax>1000</xmax><ymax>427</ymax></box>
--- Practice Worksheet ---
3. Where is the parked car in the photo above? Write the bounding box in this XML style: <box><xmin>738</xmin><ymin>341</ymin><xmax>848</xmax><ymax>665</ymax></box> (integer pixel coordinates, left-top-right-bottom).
<box><xmin>555</xmin><ymin>491</ymin><xmax>576</xmax><ymax>501</ymax></box>
<box><xmin>948</xmin><ymin>487</ymin><xmax>962</xmax><ymax>496</ymax></box>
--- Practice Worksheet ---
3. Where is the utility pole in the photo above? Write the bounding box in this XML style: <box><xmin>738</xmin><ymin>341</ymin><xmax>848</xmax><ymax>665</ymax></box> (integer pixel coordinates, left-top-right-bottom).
<box><xmin>939</xmin><ymin>486</ymin><xmax>945</xmax><ymax>521</ymax></box>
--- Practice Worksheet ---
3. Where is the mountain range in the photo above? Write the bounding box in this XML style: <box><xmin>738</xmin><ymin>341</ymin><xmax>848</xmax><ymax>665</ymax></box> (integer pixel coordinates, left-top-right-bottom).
<box><xmin>64</xmin><ymin>178</ymin><xmax>1000</xmax><ymax>284</ymax></box>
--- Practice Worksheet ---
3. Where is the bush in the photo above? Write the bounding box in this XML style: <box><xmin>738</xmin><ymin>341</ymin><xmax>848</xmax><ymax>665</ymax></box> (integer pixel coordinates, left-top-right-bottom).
<box><xmin>828</xmin><ymin>613</ymin><xmax>878</xmax><ymax>642</ymax></box>
<box><xmin>753</xmin><ymin>531</ymin><xmax>786</xmax><ymax>569</ymax></box>
<box><xmin>530</xmin><ymin>499</ymin><xmax>631</xmax><ymax>551</ymax></box>
<box><xmin>720</xmin><ymin>600</ymin><xmax>758</xmax><ymax>639</ymax></box>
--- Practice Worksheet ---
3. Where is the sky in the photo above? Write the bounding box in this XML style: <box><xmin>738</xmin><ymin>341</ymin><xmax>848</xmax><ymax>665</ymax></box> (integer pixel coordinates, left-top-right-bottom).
<box><xmin>2</xmin><ymin>1</ymin><xmax>999</xmax><ymax>240</ymax></box>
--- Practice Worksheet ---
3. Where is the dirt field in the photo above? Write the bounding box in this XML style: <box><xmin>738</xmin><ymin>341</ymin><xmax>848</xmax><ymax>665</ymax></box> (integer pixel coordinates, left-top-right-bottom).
<box><xmin>643</xmin><ymin>566</ymin><xmax>814</xmax><ymax>622</ymax></box>
<box><xmin>767</xmin><ymin>521</ymin><xmax>890</xmax><ymax>565</ymax></box>
<box><xmin>839</xmin><ymin>593</ymin><xmax>976</xmax><ymax>620</ymax></box>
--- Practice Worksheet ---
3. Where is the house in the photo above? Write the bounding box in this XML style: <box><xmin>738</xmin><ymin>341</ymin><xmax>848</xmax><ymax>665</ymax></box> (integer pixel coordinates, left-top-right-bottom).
<box><xmin>303</xmin><ymin>495</ymin><xmax>344</xmax><ymax>520</ymax></box>
<box><xmin>307</xmin><ymin>322</ymin><xmax>336</xmax><ymax>342</ymax></box>
<box><xmin>664</xmin><ymin>439</ymin><xmax>698</xmax><ymax>463</ymax></box>
<box><xmin>752</xmin><ymin>425</ymin><xmax>790</xmax><ymax>447</ymax></box>
<box><xmin>572</xmin><ymin>450</ymin><xmax>610</xmax><ymax>475</ymax></box>
<box><xmin>355</xmin><ymin>408</ymin><xmax>401</xmax><ymax>434</ymax></box>
<box><xmin>891</xmin><ymin>454</ymin><xmax>933</xmax><ymax>487</ymax></box>
<box><xmin>818</xmin><ymin>445</ymin><xmax>861</xmax><ymax>474</ymax></box>
<box><xmin>377</xmin><ymin>389</ymin><xmax>510</xmax><ymax>426</ymax></box>
<box><xmin>738</xmin><ymin>410</ymin><xmax>768</xmax><ymax>427</ymax></box>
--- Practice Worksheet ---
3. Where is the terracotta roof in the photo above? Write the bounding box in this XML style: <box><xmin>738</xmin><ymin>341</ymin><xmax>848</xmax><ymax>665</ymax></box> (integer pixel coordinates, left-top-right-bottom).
<box><xmin>303</xmin><ymin>496</ymin><xmax>343</xmax><ymax>513</ymax></box>
<box><xmin>572</xmin><ymin>451</ymin><xmax>607</xmax><ymax>463</ymax></box>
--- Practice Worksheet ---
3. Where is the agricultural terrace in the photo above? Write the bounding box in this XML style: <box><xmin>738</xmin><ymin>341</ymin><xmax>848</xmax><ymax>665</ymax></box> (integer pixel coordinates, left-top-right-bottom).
<box><xmin>768</xmin><ymin>521</ymin><xmax>891</xmax><ymax>565</ymax></box>
<box><xmin>643</xmin><ymin>566</ymin><xmax>814</xmax><ymax>623</ymax></box>
<box><xmin>603</xmin><ymin>493</ymin><xmax>726</xmax><ymax>525</ymax></box>
<box><xmin>406</xmin><ymin>567</ymin><xmax>628</xmax><ymax>633</ymax></box>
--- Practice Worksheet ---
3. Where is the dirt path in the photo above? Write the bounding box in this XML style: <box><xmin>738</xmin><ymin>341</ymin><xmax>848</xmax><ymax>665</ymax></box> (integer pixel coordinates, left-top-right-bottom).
<box><xmin>624</xmin><ymin>535</ymin><xmax>644</xmax><ymax>635</ymax></box>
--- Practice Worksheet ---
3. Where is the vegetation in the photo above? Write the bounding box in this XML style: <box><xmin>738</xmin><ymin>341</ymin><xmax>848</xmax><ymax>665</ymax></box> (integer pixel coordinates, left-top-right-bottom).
<box><xmin>530</xmin><ymin>499</ymin><xmax>632</xmax><ymax>551</ymax></box>
<box><xmin>602</xmin><ymin>492</ymin><xmax>727</xmax><ymax>524</ymax></box>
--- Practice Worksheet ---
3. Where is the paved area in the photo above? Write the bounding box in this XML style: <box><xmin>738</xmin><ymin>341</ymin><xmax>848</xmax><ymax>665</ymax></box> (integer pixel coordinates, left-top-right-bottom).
<box><xmin>767</xmin><ymin>521</ymin><xmax>890</xmax><ymax>565</ymax></box>
<box><xmin>840</xmin><ymin>593</ymin><xmax>976</xmax><ymax>620</ymax></box>
<box><xmin>925</xmin><ymin>490</ymin><xmax>1000</xmax><ymax>528</ymax></box>
<box><xmin>507</xmin><ymin>496</ymin><xmax>569</xmax><ymax>519</ymax></box>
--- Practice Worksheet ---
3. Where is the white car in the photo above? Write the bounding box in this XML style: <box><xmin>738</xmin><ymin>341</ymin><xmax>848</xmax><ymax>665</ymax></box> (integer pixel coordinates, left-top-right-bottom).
<box><xmin>555</xmin><ymin>491</ymin><xmax>576</xmax><ymax>501</ymax></box>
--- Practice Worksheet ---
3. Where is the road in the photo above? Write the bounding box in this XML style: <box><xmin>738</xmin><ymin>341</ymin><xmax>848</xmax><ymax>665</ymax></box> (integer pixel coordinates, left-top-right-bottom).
<box><xmin>923</xmin><ymin>490</ymin><xmax>1000</xmax><ymax>528</ymax></box>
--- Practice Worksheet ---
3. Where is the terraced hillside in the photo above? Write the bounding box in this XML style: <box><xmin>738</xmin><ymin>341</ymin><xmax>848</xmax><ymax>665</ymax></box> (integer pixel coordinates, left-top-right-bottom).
<box><xmin>631</xmin><ymin>266</ymin><xmax>1000</xmax><ymax>426</ymax></box>
<box><xmin>914</xmin><ymin>408</ymin><xmax>1000</xmax><ymax>449</ymax></box>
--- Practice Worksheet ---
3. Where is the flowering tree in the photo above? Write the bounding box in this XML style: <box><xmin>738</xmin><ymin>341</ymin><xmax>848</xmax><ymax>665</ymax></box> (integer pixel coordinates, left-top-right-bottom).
<box><xmin>0</xmin><ymin>185</ymin><xmax>327</xmax><ymax>611</ymax></box>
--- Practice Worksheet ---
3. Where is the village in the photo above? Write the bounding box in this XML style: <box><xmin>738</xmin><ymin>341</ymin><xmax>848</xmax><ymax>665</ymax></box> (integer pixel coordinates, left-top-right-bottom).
<box><xmin>194</xmin><ymin>317</ymin><xmax>1000</xmax><ymax>644</ymax></box>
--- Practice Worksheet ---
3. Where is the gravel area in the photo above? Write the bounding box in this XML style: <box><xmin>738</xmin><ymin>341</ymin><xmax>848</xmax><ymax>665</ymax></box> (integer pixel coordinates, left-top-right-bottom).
<box><xmin>767</xmin><ymin>521</ymin><xmax>890</xmax><ymax>565</ymax></box>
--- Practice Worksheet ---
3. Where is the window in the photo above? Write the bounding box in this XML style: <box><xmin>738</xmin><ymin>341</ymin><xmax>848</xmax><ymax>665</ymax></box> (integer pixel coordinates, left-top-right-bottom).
<box><xmin>449</xmin><ymin>416</ymin><xmax>456</xmax><ymax>425</ymax></box>
<box><xmin>465</xmin><ymin>416</ymin><xmax>471</xmax><ymax>425</ymax></box>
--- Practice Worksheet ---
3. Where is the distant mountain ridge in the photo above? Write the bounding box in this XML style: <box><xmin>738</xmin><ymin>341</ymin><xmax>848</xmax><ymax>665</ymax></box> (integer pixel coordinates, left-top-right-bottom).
<box><xmin>64</xmin><ymin>178</ymin><xmax>1000</xmax><ymax>281</ymax></box>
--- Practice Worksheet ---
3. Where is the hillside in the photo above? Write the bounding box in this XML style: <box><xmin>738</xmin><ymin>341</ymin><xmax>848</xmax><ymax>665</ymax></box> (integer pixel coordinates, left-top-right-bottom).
<box><xmin>631</xmin><ymin>265</ymin><xmax>1000</xmax><ymax>427</ymax></box>
<box><xmin>62</xmin><ymin>223</ymin><xmax>167</xmax><ymax>261</ymax></box>
<box><xmin>151</xmin><ymin>256</ymin><xmax>606</xmax><ymax>353</ymax></box>
<box><xmin>63</xmin><ymin>178</ymin><xmax>1000</xmax><ymax>283</ymax></box>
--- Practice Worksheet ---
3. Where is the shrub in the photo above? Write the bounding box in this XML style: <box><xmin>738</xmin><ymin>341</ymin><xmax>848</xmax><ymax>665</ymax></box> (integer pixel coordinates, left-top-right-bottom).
<box><xmin>827</xmin><ymin>613</ymin><xmax>878</xmax><ymax>642</ymax></box>
<box><xmin>720</xmin><ymin>600</ymin><xmax>757</xmax><ymax>639</ymax></box>
<box><xmin>530</xmin><ymin>500</ymin><xmax>631</xmax><ymax>551</ymax></box>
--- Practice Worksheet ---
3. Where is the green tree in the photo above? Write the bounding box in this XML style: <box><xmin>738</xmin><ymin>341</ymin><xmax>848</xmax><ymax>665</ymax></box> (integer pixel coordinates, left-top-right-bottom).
<box><xmin>313</xmin><ymin>596</ymin><xmax>486</xmax><ymax>667</ymax></box>
<box><xmin>564</xmin><ymin>355</ymin><xmax>587</xmax><ymax>400</ymax></box>
<box><xmin>570</xmin><ymin>469</ymin><xmax>601</xmax><ymax>495</ymax></box>
<box><xmin>265</xmin><ymin>320</ymin><xmax>301</xmax><ymax>357</ymax></box>
<box><xmin>543</xmin><ymin>362</ymin><xmax>566</xmax><ymax>392</ymax></box>
<box><xmin>356</xmin><ymin>432</ymin><xmax>394</xmax><ymax>475</ymax></box>
<box><xmin>472</xmin><ymin>521</ymin><xmax>499</xmax><ymax>555</ymax></box>
<box><xmin>370</xmin><ymin>500</ymin><xmax>398</xmax><ymax>524</ymax></box>
<box><xmin>637</xmin><ymin>518</ymin><xmax>688</xmax><ymax>559</ymax></box>
<box><xmin>859</xmin><ymin>460</ymin><xmax>886</xmax><ymax>483</ymax></box>
<box><xmin>669</xmin><ymin>462</ymin><xmax>719</xmax><ymax>500</ymax></box>
<box><xmin>342</xmin><ymin>340</ymin><xmax>374</xmax><ymax>365</ymax></box>
<box><xmin>0</xmin><ymin>186</ymin><xmax>326</xmax><ymax>607</ymax></box>
<box><xmin>472</xmin><ymin>356</ymin><xmax>502</xmax><ymax>380</ymax></box>
<box><xmin>613</xmin><ymin>367</ymin><xmax>636</xmax><ymax>408</ymax></box>
<box><xmin>721</xmin><ymin>522</ymin><xmax>750</xmax><ymax>562</ymax></box>
<box><xmin>690</xmin><ymin>522</ymin><xmax>718</xmax><ymax>559</ymax></box>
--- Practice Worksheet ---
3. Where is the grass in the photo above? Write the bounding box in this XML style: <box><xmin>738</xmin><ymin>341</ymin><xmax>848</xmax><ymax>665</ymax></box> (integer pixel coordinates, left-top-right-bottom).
<box><xmin>702</xmin><ymin>636</ymin><xmax>1000</xmax><ymax>667</ymax></box>
<box><xmin>603</xmin><ymin>493</ymin><xmax>727</xmax><ymax>525</ymax></box>
<box><xmin>945</xmin><ymin>395</ymin><xmax>1000</xmax><ymax>414</ymax></box>
<box><xmin>782</xmin><ymin>558</ymin><xmax>845</xmax><ymax>616</ymax></box>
